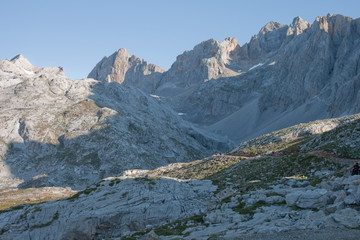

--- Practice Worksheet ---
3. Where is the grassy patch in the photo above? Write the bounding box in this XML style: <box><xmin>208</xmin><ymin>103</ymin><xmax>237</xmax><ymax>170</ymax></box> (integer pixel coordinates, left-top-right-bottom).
<box><xmin>0</xmin><ymin>205</ymin><xmax>25</xmax><ymax>214</ymax></box>
<box><xmin>31</xmin><ymin>211</ymin><xmax>59</xmax><ymax>229</ymax></box>
<box><xmin>152</xmin><ymin>214</ymin><xmax>205</xmax><ymax>237</ymax></box>
<box><xmin>148</xmin><ymin>156</ymin><xmax>243</xmax><ymax>181</ymax></box>
<box><xmin>232</xmin><ymin>199</ymin><xmax>269</xmax><ymax>215</ymax></box>
<box><xmin>220</xmin><ymin>195</ymin><xmax>233</xmax><ymax>204</ymax></box>
<box><xmin>0</xmin><ymin>188</ymin><xmax>76</xmax><ymax>211</ymax></box>
<box><xmin>208</xmin><ymin>154</ymin><xmax>343</xmax><ymax>192</ymax></box>
<box><xmin>109</xmin><ymin>179</ymin><xmax>121</xmax><ymax>186</ymax></box>
<box><xmin>67</xmin><ymin>186</ymin><xmax>97</xmax><ymax>202</ymax></box>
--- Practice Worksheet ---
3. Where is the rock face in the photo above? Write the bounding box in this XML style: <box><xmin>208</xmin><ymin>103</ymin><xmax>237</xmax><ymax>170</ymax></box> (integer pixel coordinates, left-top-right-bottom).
<box><xmin>0</xmin><ymin>178</ymin><xmax>217</xmax><ymax>240</ymax></box>
<box><xmin>0</xmin><ymin>56</ymin><xmax>230</xmax><ymax>189</ymax></box>
<box><xmin>170</xmin><ymin>14</ymin><xmax>360</xmax><ymax>142</ymax></box>
<box><xmin>155</xmin><ymin>38</ymin><xmax>240</xmax><ymax>96</ymax></box>
<box><xmin>88</xmin><ymin>48</ymin><xmax>165</xmax><ymax>93</ymax></box>
<box><xmin>88</xmin><ymin>14</ymin><xmax>360</xmax><ymax>143</ymax></box>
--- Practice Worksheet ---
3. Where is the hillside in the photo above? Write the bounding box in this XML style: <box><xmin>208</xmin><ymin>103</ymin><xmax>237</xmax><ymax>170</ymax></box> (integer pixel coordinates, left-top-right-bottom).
<box><xmin>0</xmin><ymin>55</ymin><xmax>230</xmax><ymax>189</ymax></box>
<box><xmin>1</xmin><ymin>113</ymin><xmax>359</xmax><ymax>239</ymax></box>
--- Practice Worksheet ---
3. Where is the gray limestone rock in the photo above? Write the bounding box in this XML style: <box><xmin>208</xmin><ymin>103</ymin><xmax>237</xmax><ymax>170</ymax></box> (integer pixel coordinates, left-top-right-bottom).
<box><xmin>88</xmin><ymin>48</ymin><xmax>165</xmax><ymax>93</ymax></box>
<box><xmin>285</xmin><ymin>189</ymin><xmax>330</xmax><ymax>209</ymax></box>
<box><xmin>0</xmin><ymin>56</ymin><xmax>231</xmax><ymax>189</ymax></box>
<box><xmin>87</xmin><ymin>14</ymin><xmax>360</xmax><ymax>144</ymax></box>
<box><xmin>0</xmin><ymin>178</ymin><xmax>217</xmax><ymax>240</ymax></box>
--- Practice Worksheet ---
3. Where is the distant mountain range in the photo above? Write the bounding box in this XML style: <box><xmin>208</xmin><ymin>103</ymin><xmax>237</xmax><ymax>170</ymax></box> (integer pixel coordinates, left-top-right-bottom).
<box><xmin>89</xmin><ymin>14</ymin><xmax>360</xmax><ymax>143</ymax></box>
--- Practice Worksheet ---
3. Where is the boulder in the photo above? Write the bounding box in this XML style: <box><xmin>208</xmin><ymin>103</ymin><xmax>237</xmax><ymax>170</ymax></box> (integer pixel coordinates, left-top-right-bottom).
<box><xmin>286</xmin><ymin>189</ymin><xmax>329</xmax><ymax>209</ymax></box>
<box><xmin>331</xmin><ymin>208</ymin><xmax>360</xmax><ymax>228</ymax></box>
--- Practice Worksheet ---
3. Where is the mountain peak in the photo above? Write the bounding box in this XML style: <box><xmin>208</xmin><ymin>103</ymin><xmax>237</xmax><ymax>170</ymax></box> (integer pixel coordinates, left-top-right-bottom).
<box><xmin>291</xmin><ymin>16</ymin><xmax>307</xmax><ymax>26</ymax></box>
<box><xmin>10</xmin><ymin>54</ymin><xmax>34</xmax><ymax>71</ymax></box>
<box><xmin>88</xmin><ymin>49</ymin><xmax>164</xmax><ymax>92</ymax></box>
<box><xmin>259</xmin><ymin>21</ymin><xmax>286</xmax><ymax>35</ymax></box>
<box><xmin>115</xmin><ymin>48</ymin><xmax>129</xmax><ymax>57</ymax></box>
<box><xmin>289</xmin><ymin>16</ymin><xmax>310</xmax><ymax>35</ymax></box>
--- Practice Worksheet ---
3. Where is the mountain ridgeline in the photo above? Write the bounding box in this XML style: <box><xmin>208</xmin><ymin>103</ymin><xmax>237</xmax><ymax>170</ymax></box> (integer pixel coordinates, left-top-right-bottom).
<box><xmin>89</xmin><ymin>14</ymin><xmax>360</xmax><ymax>143</ymax></box>
<box><xmin>0</xmin><ymin>55</ymin><xmax>230</xmax><ymax>189</ymax></box>
<box><xmin>1</xmin><ymin>13</ymin><xmax>360</xmax><ymax>240</ymax></box>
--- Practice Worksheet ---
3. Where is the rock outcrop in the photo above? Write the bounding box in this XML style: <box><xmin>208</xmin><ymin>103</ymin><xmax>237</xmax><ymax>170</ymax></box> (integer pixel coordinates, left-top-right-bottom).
<box><xmin>0</xmin><ymin>178</ymin><xmax>217</xmax><ymax>240</ymax></box>
<box><xmin>88</xmin><ymin>48</ymin><xmax>165</xmax><ymax>93</ymax></box>
<box><xmin>155</xmin><ymin>38</ymin><xmax>240</xmax><ymax>96</ymax></box>
<box><xmin>0</xmin><ymin>56</ymin><xmax>231</xmax><ymax>189</ymax></box>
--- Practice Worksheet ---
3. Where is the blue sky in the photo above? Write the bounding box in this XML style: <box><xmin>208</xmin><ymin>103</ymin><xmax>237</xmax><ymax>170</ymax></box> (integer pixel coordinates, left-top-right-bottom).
<box><xmin>1</xmin><ymin>0</ymin><xmax>360</xmax><ymax>79</ymax></box>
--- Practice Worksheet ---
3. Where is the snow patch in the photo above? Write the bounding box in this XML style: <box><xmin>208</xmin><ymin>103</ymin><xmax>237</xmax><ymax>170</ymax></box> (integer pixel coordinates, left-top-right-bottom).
<box><xmin>150</xmin><ymin>94</ymin><xmax>160</xmax><ymax>99</ymax></box>
<box><xmin>249</xmin><ymin>63</ymin><xmax>264</xmax><ymax>71</ymax></box>
<box><xmin>21</xmin><ymin>68</ymin><xmax>35</xmax><ymax>75</ymax></box>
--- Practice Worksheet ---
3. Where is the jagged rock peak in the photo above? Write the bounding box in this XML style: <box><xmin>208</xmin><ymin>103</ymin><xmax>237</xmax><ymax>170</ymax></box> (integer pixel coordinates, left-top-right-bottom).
<box><xmin>88</xmin><ymin>48</ymin><xmax>165</xmax><ymax>93</ymax></box>
<box><xmin>191</xmin><ymin>37</ymin><xmax>238</xmax><ymax>51</ymax></box>
<box><xmin>288</xmin><ymin>16</ymin><xmax>310</xmax><ymax>35</ymax></box>
<box><xmin>259</xmin><ymin>21</ymin><xmax>287</xmax><ymax>35</ymax></box>
<box><xmin>311</xmin><ymin>14</ymin><xmax>356</xmax><ymax>42</ymax></box>
<box><xmin>115</xmin><ymin>48</ymin><xmax>129</xmax><ymax>56</ymax></box>
<box><xmin>10</xmin><ymin>54</ymin><xmax>35</xmax><ymax>71</ymax></box>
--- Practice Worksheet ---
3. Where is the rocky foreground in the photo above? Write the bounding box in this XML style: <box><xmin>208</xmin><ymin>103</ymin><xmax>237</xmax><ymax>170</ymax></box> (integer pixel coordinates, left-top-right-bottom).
<box><xmin>0</xmin><ymin>114</ymin><xmax>359</xmax><ymax>239</ymax></box>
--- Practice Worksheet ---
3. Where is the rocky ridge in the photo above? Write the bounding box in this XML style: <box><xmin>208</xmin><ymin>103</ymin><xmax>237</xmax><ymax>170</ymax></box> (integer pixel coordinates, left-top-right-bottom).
<box><xmin>88</xmin><ymin>14</ymin><xmax>360</xmax><ymax>143</ymax></box>
<box><xmin>0</xmin><ymin>56</ymin><xmax>230</xmax><ymax>189</ymax></box>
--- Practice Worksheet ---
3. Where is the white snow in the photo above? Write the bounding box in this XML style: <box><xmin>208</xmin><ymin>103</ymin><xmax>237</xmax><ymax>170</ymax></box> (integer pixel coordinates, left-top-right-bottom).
<box><xmin>21</xmin><ymin>68</ymin><xmax>35</xmax><ymax>75</ymax></box>
<box><xmin>178</xmin><ymin>113</ymin><xmax>185</xmax><ymax>116</ymax></box>
<box><xmin>150</xmin><ymin>94</ymin><xmax>160</xmax><ymax>99</ymax></box>
<box><xmin>248</xmin><ymin>63</ymin><xmax>264</xmax><ymax>71</ymax></box>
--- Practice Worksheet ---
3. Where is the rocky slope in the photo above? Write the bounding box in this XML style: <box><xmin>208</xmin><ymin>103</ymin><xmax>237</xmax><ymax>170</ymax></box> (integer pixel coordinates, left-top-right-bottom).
<box><xmin>171</xmin><ymin>14</ymin><xmax>360</xmax><ymax>143</ymax></box>
<box><xmin>0</xmin><ymin>55</ymin><xmax>230</xmax><ymax>189</ymax></box>
<box><xmin>1</xmin><ymin>113</ymin><xmax>359</xmax><ymax>239</ymax></box>
<box><xmin>88</xmin><ymin>14</ymin><xmax>360</xmax><ymax>143</ymax></box>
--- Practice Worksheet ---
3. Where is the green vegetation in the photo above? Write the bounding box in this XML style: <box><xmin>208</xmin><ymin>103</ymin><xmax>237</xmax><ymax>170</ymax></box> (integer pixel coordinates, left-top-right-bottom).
<box><xmin>220</xmin><ymin>195</ymin><xmax>233</xmax><ymax>204</ymax></box>
<box><xmin>208</xmin><ymin>154</ymin><xmax>343</xmax><ymax>192</ymax></box>
<box><xmin>234</xmin><ymin>137</ymin><xmax>309</xmax><ymax>157</ymax></box>
<box><xmin>124</xmin><ymin>214</ymin><xmax>205</xmax><ymax>237</ymax></box>
<box><xmin>148</xmin><ymin>156</ymin><xmax>243</xmax><ymax>181</ymax></box>
<box><xmin>67</xmin><ymin>186</ymin><xmax>97</xmax><ymax>202</ymax></box>
<box><xmin>232</xmin><ymin>199</ymin><xmax>269</xmax><ymax>215</ymax></box>
<box><xmin>0</xmin><ymin>205</ymin><xmax>25</xmax><ymax>214</ymax></box>
<box><xmin>31</xmin><ymin>212</ymin><xmax>59</xmax><ymax>229</ymax></box>
<box><xmin>0</xmin><ymin>188</ymin><xmax>76</xmax><ymax>211</ymax></box>
<box><xmin>108</xmin><ymin>179</ymin><xmax>119</xmax><ymax>187</ymax></box>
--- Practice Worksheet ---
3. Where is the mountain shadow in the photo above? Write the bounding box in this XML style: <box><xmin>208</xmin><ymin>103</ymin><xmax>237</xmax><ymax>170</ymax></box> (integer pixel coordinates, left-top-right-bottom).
<box><xmin>0</xmin><ymin>64</ymin><xmax>231</xmax><ymax>190</ymax></box>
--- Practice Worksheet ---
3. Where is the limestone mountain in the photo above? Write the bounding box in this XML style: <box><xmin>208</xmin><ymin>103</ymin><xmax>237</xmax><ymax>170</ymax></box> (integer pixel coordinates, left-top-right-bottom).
<box><xmin>88</xmin><ymin>48</ymin><xmax>165</xmax><ymax>93</ymax></box>
<box><xmin>155</xmin><ymin>37</ymin><xmax>240</xmax><ymax>96</ymax></box>
<box><xmin>0</xmin><ymin>56</ymin><xmax>230</xmax><ymax>189</ymax></box>
<box><xmin>165</xmin><ymin>14</ymin><xmax>360</xmax><ymax>142</ymax></box>
<box><xmin>88</xmin><ymin>14</ymin><xmax>360</xmax><ymax>144</ymax></box>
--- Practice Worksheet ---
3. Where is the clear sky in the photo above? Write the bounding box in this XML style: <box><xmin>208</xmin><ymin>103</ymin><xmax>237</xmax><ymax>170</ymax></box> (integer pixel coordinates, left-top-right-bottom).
<box><xmin>1</xmin><ymin>0</ymin><xmax>360</xmax><ymax>79</ymax></box>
